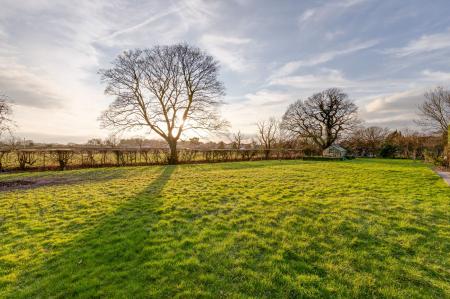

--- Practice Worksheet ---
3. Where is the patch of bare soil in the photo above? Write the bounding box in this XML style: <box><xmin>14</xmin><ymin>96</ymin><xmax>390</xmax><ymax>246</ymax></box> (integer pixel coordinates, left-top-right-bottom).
<box><xmin>0</xmin><ymin>177</ymin><xmax>81</xmax><ymax>191</ymax></box>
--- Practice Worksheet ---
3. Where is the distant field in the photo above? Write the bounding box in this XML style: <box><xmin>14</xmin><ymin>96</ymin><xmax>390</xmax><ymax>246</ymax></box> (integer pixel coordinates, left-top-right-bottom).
<box><xmin>0</xmin><ymin>159</ymin><xmax>449</xmax><ymax>298</ymax></box>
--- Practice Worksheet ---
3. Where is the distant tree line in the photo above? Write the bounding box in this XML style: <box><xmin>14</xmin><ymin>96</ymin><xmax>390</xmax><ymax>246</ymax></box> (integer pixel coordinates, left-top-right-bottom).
<box><xmin>342</xmin><ymin>128</ymin><xmax>443</xmax><ymax>160</ymax></box>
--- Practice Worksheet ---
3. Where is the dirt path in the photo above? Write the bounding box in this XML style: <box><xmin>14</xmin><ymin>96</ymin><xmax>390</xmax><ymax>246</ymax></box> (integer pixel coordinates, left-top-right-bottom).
<box><xmin>436</xmin><ymin>170</ymin><xmax>450</xmax><ymax>185</ymax></box>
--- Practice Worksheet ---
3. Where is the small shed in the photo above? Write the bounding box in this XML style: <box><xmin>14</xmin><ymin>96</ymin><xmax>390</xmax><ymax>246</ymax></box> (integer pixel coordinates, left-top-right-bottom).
<box><xmin>323</xmin><ymin>145</ymin><xmax>347</xmax><ymax>158</ymax></box>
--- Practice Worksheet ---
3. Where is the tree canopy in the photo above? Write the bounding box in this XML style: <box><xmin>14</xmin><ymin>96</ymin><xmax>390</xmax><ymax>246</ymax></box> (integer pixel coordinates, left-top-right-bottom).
<box><xmin>281</xmin><ymin>88</ymin><xmax>359</xmax><ymax>150</ymax></box>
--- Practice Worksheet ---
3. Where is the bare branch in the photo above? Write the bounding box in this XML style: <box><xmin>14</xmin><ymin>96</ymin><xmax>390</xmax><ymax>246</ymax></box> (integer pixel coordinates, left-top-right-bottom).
<box><xmin>417</xmin><ymin>86</ymin><xmax>450</xmax><ymax>136</ymax></box>
<box><xmin>0</xmin><ymin>95</ymin><xmax>14</xmax><ymax>139</ymax></box>
<box><xmin>256</xmin><ymin>118</ymin><xmax>279</xmax><ymax>157</ymax></box>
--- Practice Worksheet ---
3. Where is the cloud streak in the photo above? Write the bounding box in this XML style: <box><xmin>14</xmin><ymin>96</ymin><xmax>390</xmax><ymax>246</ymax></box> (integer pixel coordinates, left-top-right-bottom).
<box><xmin>98</xmin><ymin>5</ymin><xmax>182</xmax><ymax>41</ymax></box>
<box><xmin>361</xmin><ymin>89</ymin><xmax>425</xmax><ymax>128</ymax></box>
<box><xmin>387</xmin><ymin>29</ymin><xmax>450</xmax><ymax>57</ymax></box>
<box><xmin>200</xmin><ymin>34</ymin><xmax>253</xmax><ymax>72</ymax></box>
<box><xmin>298</xmin><ymin>0</ymin><xmax>368</xmax><ymax>27</ymax></box>
<box><xmin>271</xmin><ymin>40</ymin><xmax>379</xmax><ymax>79</ymax></box>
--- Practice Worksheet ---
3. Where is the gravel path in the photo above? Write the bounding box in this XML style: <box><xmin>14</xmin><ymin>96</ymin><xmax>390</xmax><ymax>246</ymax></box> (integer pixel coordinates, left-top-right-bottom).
<box><xmin>436</xmin><ymin>170</ymin><xmax>450</xmax><ymax>185</ymax></box>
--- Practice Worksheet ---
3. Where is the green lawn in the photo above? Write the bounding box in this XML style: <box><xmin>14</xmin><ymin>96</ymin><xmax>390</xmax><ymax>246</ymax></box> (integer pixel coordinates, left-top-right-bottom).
<box><xmin>0</xmin><ymin>159</ymin><xmax>449</xmax><ymax>298</ymax></box>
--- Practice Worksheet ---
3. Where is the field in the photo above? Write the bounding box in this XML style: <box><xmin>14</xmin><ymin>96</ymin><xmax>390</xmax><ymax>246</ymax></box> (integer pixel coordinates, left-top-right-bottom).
<box><xmin>0</xmin><ymin>159</ymin><xmax>449</xmax><ymax>298</ymax></box>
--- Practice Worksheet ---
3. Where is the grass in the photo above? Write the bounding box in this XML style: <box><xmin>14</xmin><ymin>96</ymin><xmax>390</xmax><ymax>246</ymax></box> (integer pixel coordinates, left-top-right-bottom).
<box><xmin>0</xmin><ymin>159</ymin><xmax>449</xmax><ymax>298</ymax></box>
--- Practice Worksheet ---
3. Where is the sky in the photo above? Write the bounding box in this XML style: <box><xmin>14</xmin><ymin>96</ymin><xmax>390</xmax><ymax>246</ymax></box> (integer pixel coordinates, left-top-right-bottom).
<box><xmin>1</xmin><ymin>0</ymin><xmax>450</xmax><ymax>143</ymax></box>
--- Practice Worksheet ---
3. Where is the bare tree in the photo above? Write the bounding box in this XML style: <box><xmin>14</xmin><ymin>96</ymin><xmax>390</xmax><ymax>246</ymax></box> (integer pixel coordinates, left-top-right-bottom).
<box><xmin>343</xmin><ymin>126</ymin><xmax>390</xmax><ymax>156</ymax></box>
<box><xmin>133</xmin><ymin>136</ymin><xmax>146</xmax><ymax>150</ymax></box>
<box><xmin>281</xmin><ymin>88</ymin><xmax>359</xmax><ymax>150</ymax></box>
<box><xmin>104</xmin><ymin>134</ymin><xmax>120</xmax><ymax>147</ymax></box>
<box><xmin>0</xmin><ymin>95</ymin><xmax>13</xmax><ymax>139</ymax></box>
<box><xmin>99</xmin><ymin>44</ymin><xmax>227</xmax><ymax>164</ymax></box>
<box><xmin>231</xmin><ymin>130</ymin><xmax>244</xmax><ymax>149</ymax></box>
<box><xmin>257</xmin><ymin>118</ymin><xmax>279</xmax><ymax>158</ymax></box>
<box><xmin>417</xmin><ymin>86</ymin><xmax>450</xmax><ymax>141</ymax></box>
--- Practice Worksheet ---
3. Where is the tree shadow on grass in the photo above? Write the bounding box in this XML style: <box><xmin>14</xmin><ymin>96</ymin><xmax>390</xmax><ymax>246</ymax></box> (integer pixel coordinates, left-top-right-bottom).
<box><xmin>8</xmin><ymin>166</ymin><xmax>175</xmax><ymax>298</ymax></box>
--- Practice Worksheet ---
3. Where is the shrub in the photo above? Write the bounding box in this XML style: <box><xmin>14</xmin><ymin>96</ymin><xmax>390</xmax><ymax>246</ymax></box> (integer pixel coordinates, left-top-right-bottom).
<box><xmin>423</xmin><ymin>149</ymin><xmax>447</xmax><ymax>167</ymax></box>
<box><xmin>50</xmin><ymin>150</ymin><xmax>73</xmax><ymax>171</ymax></box>
<box><xmin>380</xmin><ymin>144</ymin><xmax>398</xmax><ymax>158</ymax></box>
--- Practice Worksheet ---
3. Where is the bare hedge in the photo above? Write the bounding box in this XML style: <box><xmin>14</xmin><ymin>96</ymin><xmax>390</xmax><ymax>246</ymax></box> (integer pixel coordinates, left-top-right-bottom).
<box><xmin>0</xmin><ymin>147</ymin><xmax>306</xmax><ymax>172</ymax></box>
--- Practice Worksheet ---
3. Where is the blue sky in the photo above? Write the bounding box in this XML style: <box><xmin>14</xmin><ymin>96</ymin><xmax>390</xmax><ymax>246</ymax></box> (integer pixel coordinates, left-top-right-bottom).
<box><xmin>1</xmin><ymin>0</ymin><xmax>450</xmax><ymax>143</ymax></box>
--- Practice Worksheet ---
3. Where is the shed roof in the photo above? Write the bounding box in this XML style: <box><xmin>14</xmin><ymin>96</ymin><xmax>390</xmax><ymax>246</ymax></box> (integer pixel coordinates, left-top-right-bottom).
<box><xmin>325</xmin><ymin>145</ymin><xmax>347</xmax><ymax>152</ymax></box>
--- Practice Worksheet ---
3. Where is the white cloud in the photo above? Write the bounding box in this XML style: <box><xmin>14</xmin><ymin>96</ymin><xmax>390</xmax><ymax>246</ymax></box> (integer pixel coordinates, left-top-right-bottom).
<box><xmin>270</xmin><ymin>69</ymin><xmax>351</xmax><ymax>89</ymax></box>
<box><xmin>360</xmin><ymin>70</ymin><xmax>450</xmax><ymax>128</ymax></box>
<box><xmin>365</xmin><ymin>89</ymin><xmax>424</xmax><ymax>113</ymax></box>
<box><xmin>97</xmin><ymin>0</ymin><xmax>226</xmax><ymax>49</ymax></box>
<box><xmin>387</xmin><ymin>29</ymin><xmax>450</xmax><ymax>57</ymax></box>
<box><xmin>200</xmin><ymin>34</ymin><xmax>253</xmax><ymax>72</ymax></box>
<box><xmin>0</xmin><ymin>2</ymin><xmax>109</xmax><ymax>108</ymax></box>
<box><xmin>99</xmin><ymin>6</ymin><xmax>182</xmax><ymax>41</ymax></box>
<box><xmin>299</xmin><ymin>9</ymin><xmax>316</xmax><ymax>22</ymax></box>
<box><xmin>222</xmin><ymin>90</ymin><xmax>292</xmax><ymax>132</ymax></box>
<box><xmin>325</xmin><ymin>30</ymin><xmax>345</xmax><ymax>41</ymax></box>
<box><xmin>233</xmin><ymin>66</ymin><xmax>450</xmax><ymax>133</ymax></box>
<box><xmin>271</xmin><ymin>40</ymin><xmax>379</xmax><ymax>78</ymax></box>
<box><xmin>0</xmin><ymin>58</ymin><xmax>64</xmax><ymax>108</ymax></box>
<box><xmin>298</xmin><ymin>0</ymin><xmax>367</xmax><ymax>26</ymax></box>
<box><xmin>340</xmin><ymin>0</ymin><xmax>367</xmax><ymax>7</ymax></box>
<box><xmin>0</xmin><ymin>1</ymin><xmax>113</xmax><ymax>139</ymax></box>
<box><xmin>421</xmin><ymin>69</ymin><xmax>450</xmax><ymax>82</ymax></box>
<box><xmin>361</xmin><ymin>89</ymin><xmax>426</xmax><ymax>128</ymax></box>
<box><xmin>176</xmin><ymin>0</ymin><xmax>220</xmax><ymax>28</ymax></box>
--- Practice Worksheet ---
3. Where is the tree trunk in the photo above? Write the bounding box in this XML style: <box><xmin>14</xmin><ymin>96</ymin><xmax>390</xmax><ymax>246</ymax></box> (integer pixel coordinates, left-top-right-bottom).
<box><xmin>264</xmin><ymin>149</ymin><xmax>270</xmax><ymax>160</ymax></box>
<box><xmin>167</xmin><ymin>139</ymin><xmax>178</xmax><ymax>165</ymax></box>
